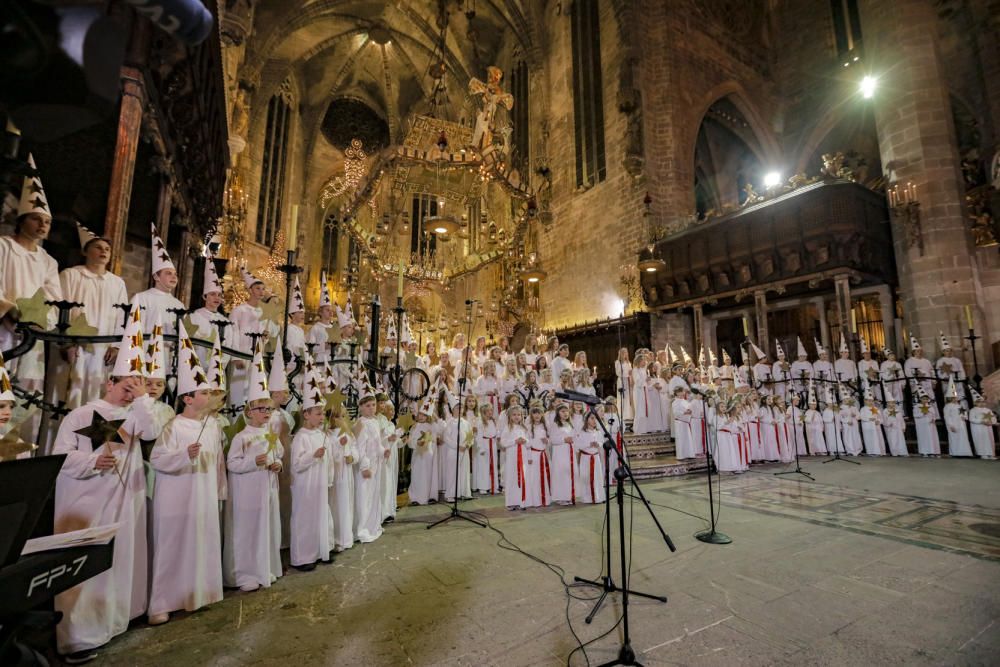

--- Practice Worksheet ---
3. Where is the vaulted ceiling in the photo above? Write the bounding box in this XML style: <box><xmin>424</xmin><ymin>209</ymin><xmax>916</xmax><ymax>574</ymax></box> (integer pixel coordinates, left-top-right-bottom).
<box><xmin>245</xmin><ymin>1</ymin><xmax>534</xmax><ymax>141</ymax></box>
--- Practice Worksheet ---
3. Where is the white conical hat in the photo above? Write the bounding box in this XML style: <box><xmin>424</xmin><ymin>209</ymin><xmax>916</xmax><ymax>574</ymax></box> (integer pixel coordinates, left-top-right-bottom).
<box><xmin>909</xmin><ymin>334</ymin><xmax>921</xmax><ymax>352</ymax></box>
<box><xmin>839</xmin><ymin>333</ymin><xmax>848</xmax><ymax>354</ymax></box>
<box><xmin>323</xmin><ymin>358</ymin><xmax>337</xmax><ymax>393</ymax></box>
<box><xmin>145</xmin><ymin>311</ymin><xmax>166</xmax><ymax>380</ymax></box>
<box><xmin>0</xmin><ymin>348</ymin><xmax>16</xmax><ymax>402</ymax></box>
<box><xmin>112</xmin><ymin>306</ymin><xmax>146</xmax><ymax>377</ymax></box>
<box><xmin>915</xmin><ymin>384</ymin><xmax>930</xmax><ymax>401</ymax></box>
<box><xmin>203</xmin><ymin>254</ymin><xmax>223</xmax><ymax>295</ymax></box>
<box><xmin>708</xmin><ymin>348</ymin><xmax>717</xmax><ymax>365</ymax></box>
<box><xmin>319</xmin><ymin>271</ymin><xmax>332</xmax><ymax>308</ymax></box>
<box><xmin>825</xmin><ymin>385</ymin><xmax>837</xmax><ymax>405</ymax></box>
<box><xmin>946</xmin><ymin>375</ymin><xmax>958</xmax><ymax>400</ymax></box>
<box><xmin>938</xmin><ymin>331</ymin><xmax>951</xmax><ymax>352</ymax></box>
<box><xmin>970</xmin><ymin>386</ymin><xmax>985</xmax><ymax>402</ymax></box>
<box><xmin>721</xmin><ymin>348</ymin><xmax>731</xmax><ymax>365</ymax></box>
<box><xmin>859</xmin><ymin>336</ymin><xmax>869</xmax><ymax>354</ymax></box>
<box><xmin>18</xmin><ymin>154</ymin><xmax>51</xmax><ymax>219</ymax></box>
<box><xmin>680</xmin><ymin>345</ymin><xmax>692</xmax><ymax>364</ymax></box>
<box><xmin>76</xmin><ymin>222</ymin><xmax>98</xmax><ymax>249</ymax></box>
<box><xmin>814</xmin><ymin>338</ymin><xmax>826</xmax><ymax>356</ymax></box>
<box><xmin>241</xmin><ymin>265</ymin><xmax>261</xmax><ymax>289</ymax></box>
<box><xmin>807</xmin><ymin>379</ymin><xmax>817</xmax><ymax>405</ymax></box>
<box><xmin>740</xmin><ymin>346</ymin><xmax>749</xmax><ymax>365</ymax></box>
<box><xmin>386</xmin><ymin>317</ymin><xmax>398</xmax><ymax>341</ymax></box>
<box><xmin>358</xmin><ymin>382</ymin><xmax>376</xmax><ymax>403</ymax></box>
<box><xmin>345</xmin><ymin>292</ymin><xmax>355</xmax><ymax>319</ymax></box>
<box><xmin>150</xmin><ymin>223</ymin><xmax>175</xmax><ymax>275</ymax></box>
<box><xmin>420</xmin><ymin>398</ymin><xmax>436</xmax><ymax>417</ymax></box>
<box><xmin>300</xmin><ymin>355</ymin><xmax>326</xmax><ymax>412</ymax></box>
<box><xmin>796</xmin><ymin>336</ymin><xmax>808</xmax><ymax>358</ymax></box>
<box><xmin>246</xmin><ymin>338</ymin><xmax>270</xmax><ymax>403</ymax></box>
<box><xmin>697</xmin><ymin>347</ymin><xmax>705</xmax><ymax>366</ymax></box>
<box><xmin>775</xmin><ymin>339</ymin><xmax>786</xmax><ymax>359</ymax></box>
<box><xmin>177</xmin><ymin>321</ymin><xmax>211</xmax><ymax>395</ymax></box>
<box><xmin>206</xmin><ymin>334</ymin><xmax>226</xmax><ymax>392</ymax></box>
<box><xmin>750</xmin><ymin>341</ymin><xmax>766</xmax><ymax>360</ymax></box>
<box><xmin>401</xmin><ymin>313</ymin><xmax>414</xmax><ymax>345</ymax></box>
<box><xmin>268</xmin><ymin>336</ymin><xmax>289</xmax><ymax>393</ymax></box>
<box><xmin>837</xmin><ymin>381</ymin><xmax>851</xmax><ymax>402</ymax></box>
<box><xmin>733</xmin><ymin>368</ymin><xmax>748</xmax><ymax>390</ymax></box>
<box><xmin>863</xmin><ymin>380</ymin><xmax>875</xmax><ymax>402</ymax></box>
<box><xmin>287</xmin><ymin>277</ymin><xmax>304</xmax><ymax>315</ymax></box>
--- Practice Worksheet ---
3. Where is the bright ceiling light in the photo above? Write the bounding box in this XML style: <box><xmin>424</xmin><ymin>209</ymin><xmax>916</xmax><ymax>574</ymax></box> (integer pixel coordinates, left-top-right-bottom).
<box><xmin>764</xmin><ymin>171</ymin><xmax>781</xmax><ymax>188</ymax></box>
<box><xmin>860</xmin><ymin>76</ymin><xmax>877</xmax><ymax>99</ymax></box>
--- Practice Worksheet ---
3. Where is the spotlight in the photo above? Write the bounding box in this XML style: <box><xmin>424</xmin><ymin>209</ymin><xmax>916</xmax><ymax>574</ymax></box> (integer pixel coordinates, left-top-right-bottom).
<box><xmin>860</xmin><ymin>76</ymin><xmax>877</xmax><ymax>99</ymax></box>
<box><xmin>764</xmin><ymin>171</ymin><xmax>781</xmax><ymax>188</ymax></box>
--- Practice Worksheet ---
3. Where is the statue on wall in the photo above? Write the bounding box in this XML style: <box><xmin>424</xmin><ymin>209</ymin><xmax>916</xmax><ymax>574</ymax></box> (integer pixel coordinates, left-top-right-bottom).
<box><xmin>469</xmin><ymin>66</ymin><xmax>514</xmax><ymax>152</ymax></box>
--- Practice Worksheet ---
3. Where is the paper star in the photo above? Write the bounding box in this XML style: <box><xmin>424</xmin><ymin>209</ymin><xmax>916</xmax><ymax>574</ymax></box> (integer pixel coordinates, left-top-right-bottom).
<box><xmin>158</xmin><ymin>252</ymin><xmax>170</xmax><ymax>264</ymax></box>
<box><xmin>29</xmin><ymin>195</ymin><xmax>47</xmax><ymax>210</ymax></box>
<box><xmin>129</xmin><ymin>332</ymin><xmax>143</xmax><ymax>348</ymax></box>
<box><xmin>396</xmin><ymin>412</ymin><xmax>415</xmax><ymax>433</ymax></box>
<box><xmin>264</xmin><ymin>430</ymin><xmax>279</xmax><ymax>454</ymax></box>
<box><xmin>194</xmin><ymin>370</ymin><xmax>209</xmax><ymax>386</ymax></box>
<box><xmin>259</xmin><ymin>298</ymin><xmax>283</xmax><ymax>328</ymax></box>
<box><xmin>129</xmin><ymin>355</ymin><xmax>145</xmax><ymax>373</ymax></box>
<box><xmin>154</xmin><ymin>238</ymin><xmax>165</xmax><ymax>251</ymax></box>
<box><xmin>0</xmin><ymin>423</ymin><xmax>36</xmax><ymax>461</ymax></box>
<box><xmin>187</xmin><ymin>354</ymin><xmax>199</xmax><ymax>370</ymax></box>
<box><xmin>328</xmin><ymin>389</ymin><xmax>347</xmax><ymax>409</ymax></box>
<box><xmin>222</xmin><ymin>415</ymin><xmax>246</xmax><ymax>449</ymax></box>
<box><xmin>66</xmin><ymin>313</ymin><xmax>98</xmax><ymax>338</ymax></box>
<box><xmin>25</xmin><ymin>180</ymin><xmax>42</xmax><ymax>195</ymax></box>
<box><xmin>74</xmin><ymin>411</ymin><xmax>126</xmax><ymax>450</ymax></box>
<box><xmin>15</xmin><ymin>289</ymin><xmax>51</xmax><ymax>328</ymax></box>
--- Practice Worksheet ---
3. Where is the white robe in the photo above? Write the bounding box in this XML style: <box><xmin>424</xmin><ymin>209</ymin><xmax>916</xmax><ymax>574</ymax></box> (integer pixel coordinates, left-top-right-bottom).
<box><xmin>882</xmin><ymin>406</ymin><xmax>908</xmax><ymax>456</ymax></box>
<box><xmin>473</xmin><ymin>419</ymin><xmax>500</xmax><ymax>494</ymax></box>
<box><xmin>880</xmin><ymin>361</ymin><xmax>906</xmax><ymax>405</ymax></box>
<box><xmin>52</xmin><ymin>266</ymin><xmax>128</xmax><ymax>415</ymax></box>
<box><xmin>969</xmin><ymin>407</ymin><xmax>997</xmax><ymax>458</ymax></box>
<box><xmin>148</xmin><ymin>415</ymin><xmax>226</xmax><ymax>616</ymax></box>
<box><xmin>0</xmin><ymin>236</ymin><xmax>61</xmax><ymax>381</ymax></box>
<box><xmin>328</xmin><ymin>426</ymin><xmax>357</xmax><ymax>551</ymax></box>
<box><xmin>549</xmin><ymin>422</ymin><xmax>577</xmax><ymax>504</ymax></box>
<box><xmin>673</xmin><ymin>398</ymin><xmax>696</xmax><ymax>459</ymax></box>
<box><xmin>52</xmin><ymin>396</ymin><xmax>156</xmax><ymax>654</ymax></box>
<box><xmin>837</xmin><ymin>406</ymin><xmax>863</xmax><ymax>455</ymax></box>
<box><xmin>501</xmin><ymin>425</ymin><xmax>528</xmax><ymax>508</ymax></box>
<box><xmin>805</xmin><ymin>409</ymin><xmax>827</xmax><ymax>454</ymax></box>
<box><xmin>758</xmin><ymin>407</ymin><xmax>781</xmax><ymax>461</ymax></box>
<box><xmin>188</xmin><ymin>307</ymin><xmax>234</xmax><ymax>368</ymax></box>
<box><xmin>378</xmin><ymin>415</ymin><xmax>403</xmax><ymax>518</ymax></box>
<box><xmin>407</xmin><ymin>422</ymin><xmax>438</xmax><ymax>504</ymax></box>
<box><xmin>943</xmin><ymin>403</ymin><xmax>973</xmax><ymax>457</ymax></box>
<box><xmin>223</xmin><ymin>424</ymin><xmax>283</xmax><ymax>589</ymax></box>
<box><xmin>913</xmin><ymin>404</ymin><xmax>941</xmax><ymax>455</ymax></box>
<box><xmin>523</xmin><ymin>424</ymin><xmax>551</xmax><ymax>507</ymax></box>
<box><xmin>858</xmin><ymin>405</ymin><xmax>886</xmax><ymax>456</ymax></box>
<box><xmin>290</xmin><ymin>428</ymin><xmax>333</xmax><ymax>566</ymax></box>
<box><xmin>786</xmin><ymin>406</ymin><xmax>807</xmax><ymax>456</ymax></box>
<box><xmin>615</xmin><ymin>360</ymin><xmax>634</xmax><ymax>420</ymax></box>
<box><xmin>440</xmin><ymin>415</ymin><xmax>473</xmax><ymax>501</ymax></box>
<box><xmin>715</xmin><ymin>421</ymin><xmax>743</xmax><ymax>472</ymax></box>
<box><xmin>352</xmin><ymin>416</ymin><xmax>385</xmax><ymax>543</ymax></box>
<box><xmin>228</xmin><ymin>302</ymin><xmax>278</xmax><ymax>407</ymax></box>
<box><xmin>576</xmin><ymin>429</ymin><xmax>605</xmax><ymax>504</ymax></box>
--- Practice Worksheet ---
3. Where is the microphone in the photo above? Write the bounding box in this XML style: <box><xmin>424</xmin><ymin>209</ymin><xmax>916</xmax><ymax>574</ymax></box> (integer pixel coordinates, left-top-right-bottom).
<box><xmin>554</xmin><ymin>389</ymin><xmax>603</xmax><ymax>406</ymax></box>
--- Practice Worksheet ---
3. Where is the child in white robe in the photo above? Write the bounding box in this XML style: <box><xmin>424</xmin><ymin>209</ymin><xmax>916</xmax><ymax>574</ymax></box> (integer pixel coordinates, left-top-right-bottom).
<box><xmin>549</xmin><ymin>404</ymin><xmax>578</xmax><ymax>505</ymax></box>
<box><xmin>407</xmin><ymin>400</ymin><xmax>439</xmax><ymax>504</ymax></box>
<box><xmin>805</xmin><ymin>398</ymin><xmax>827</xmax><ymax>455</ymax></box>
<box><xmin>838</xmin><ymin>397</ymin><xmax>863</xmax><ymax>456</ymax></box>
<box><xmin>376</xmin><ymin>394</ymin><xmax>403</xmax><ymax>522</ymax></box>
<box><xmin>501</xmin><ymin>405</ymin><xmax>529</xmax><ymax>509</ymax></box>
<box><xmin>882</xmin><ymin>399</ymin><xmax>908</xmax><ymax>456</ymax></box>
<box><xmin>672</xmin><ymin>388</ymin><xmax>695</xmax><ymax>459</ymax></box>
<box><xmin>969</xmin><ymin>392</ymin><xmax>997</xmax><ymax>459</ymax></box>
<box><xmin>774</xmin><ymin>397</ymin><xmax>793</xmax><ymax>462</ymax></box>
<box><xmin>576</xmin><ymin>413</ymin><xmax>606</xmax><ymax>504</ymax></box>
<box><xmin>353</xmin><ymin>393</ymin><xmax>385</xmax><ymax>542</ymax></box>
<box><xmin>943</xmin><ymin>395</ymin><xmax>973</xmax><ymax>457</ymax></box>
<box><xmin>147</xmin><ymin>386</ymin><xmax>226</xmax><ymax>625</ymax></box>
<box><xmin>440</xmin><ymin>399</ymin><xmax>473</xmax><ymax>502</ymax></box>
<box><xmin>524</xmin><ymin>404</ymin><xmax>552</xmax><ymax>508</ymax></box>
<box><xmin>786</xmin><ymin>395</ymin><xmax>806</xmax><ymax>457</ymax></box>
<box><xmin>327</xmin><ymin>404</ymin><xmax>357</xmax><ymax>552</ymax></box>
<box><xmin>823</xmin><ymin>400</ymin><xmax>843</xmax><ymax>455</ymax></box>
<box><xmin>474</xmin><ymin>403</ymin><xmax>500</xmax><ymax>495</ymax></box>
<box><xmin>224</xmin><ymin>398</ymin><xmax>283</xmax><ymax>591</ymax></box>
<box><xmin>758</xmin><ymin>396</ymin><xmax>781</xmax><ymax>461</ymax></box>
<box><xmin>715</xmin><ymin>409</ymin><xmax>744</xmax><ymax>473</ymax></box>
<box><xmin>858</xmin><ymin>398</ymin><xmax>886</xmax><ymax>456</ymax></box>
<box><xmin>913</xmin><ymin>392</ymin><xmax>941</xmax><ymax>456</ymax></box>
<box><xmin>290</xmin><ymin>403</ymin><xmax>333</xmax><ymax>570</ymax></box>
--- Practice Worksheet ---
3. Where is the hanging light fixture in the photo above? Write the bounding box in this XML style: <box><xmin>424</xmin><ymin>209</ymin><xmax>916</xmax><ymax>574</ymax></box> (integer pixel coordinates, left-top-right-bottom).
<box><xmin>520</xmin><ymin>252</ymin><xmax>547</xmax><ymax>283</ymax></box>
<box><xmin>426</xmin><ymin>214</ymin><xmax>460</xmax><ymax>236</ymax></box>
<box><xmin>637</xmin><ymin>244</ymin><xmax>666</xmax><ymax>273</ymax></box>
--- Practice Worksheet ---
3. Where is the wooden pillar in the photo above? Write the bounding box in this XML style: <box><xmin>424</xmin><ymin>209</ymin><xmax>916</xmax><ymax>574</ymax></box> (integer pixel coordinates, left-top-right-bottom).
<box><xmin>104</xmin><ymin>66</ymin><xmax>145</xmax><ymax>274</ymax></box>
<box><xmin>753</xmin><ymin>289</ymin><xmax>769</xmax><ymax>353</ymax></box>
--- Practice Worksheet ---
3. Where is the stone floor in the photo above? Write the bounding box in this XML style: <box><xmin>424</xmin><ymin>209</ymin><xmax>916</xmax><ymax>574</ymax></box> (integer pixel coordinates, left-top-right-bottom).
<box><xmin>92</xmin><ymin>457</ymin><xmax>999</xmax><ymax>666</ymax></box>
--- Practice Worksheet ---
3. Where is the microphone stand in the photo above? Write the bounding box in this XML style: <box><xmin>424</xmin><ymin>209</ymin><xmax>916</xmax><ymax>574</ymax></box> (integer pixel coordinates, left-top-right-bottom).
<box><xmin>571</xmin><ymin>399</ymin><xmax>673</xmax><ymax>666</ymax></box>
<box><xmin>427</xmin><ymin>300</ymin><xmax>486</xmax><ymax>530</ymax></box>
<box><xmin>693</xmin><ymin>389</ymin><xmax>732</xmax><ymax>543</ymax></box>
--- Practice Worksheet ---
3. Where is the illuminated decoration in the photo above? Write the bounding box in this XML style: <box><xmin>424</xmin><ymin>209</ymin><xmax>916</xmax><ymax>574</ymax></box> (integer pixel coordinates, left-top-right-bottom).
<box><xmin>637</xmin><ymin>245</ymin><xmax>666</xmax><ymax>273</ymax></box>
<box><xmin>318</xmin><ymin>138</ymin><xmax>369</xmax><ymax>210</ymax></box>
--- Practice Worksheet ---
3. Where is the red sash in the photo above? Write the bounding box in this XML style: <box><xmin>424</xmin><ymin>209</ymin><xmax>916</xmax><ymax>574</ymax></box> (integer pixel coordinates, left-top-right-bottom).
<box><xmin>516</xmin><ymin>442</ymin><xmax>526</xmax><ymax>502</ymax></box>
<box><xmin>488</xmin><ymin>437</ymin><xmax>495</xmax><ymax>495</ymax></box>
<box><xmin>581</xmin><ymin>451</ymin><xmax>598</xmax><ymax>502</ymax></box>
<box><xmin>701</xmin><ymin>419</ymin><xmax>707</xmax><ymax>454</ymax></box>
<box><xmin>532</xmin><ymin>447</ymin><xmax>551</xmax><ymax>505</ymax></box>
<box><xmin>568</xmin><ymin>442</ymin><xmax>576</xmax><ymax>504</ymax></box>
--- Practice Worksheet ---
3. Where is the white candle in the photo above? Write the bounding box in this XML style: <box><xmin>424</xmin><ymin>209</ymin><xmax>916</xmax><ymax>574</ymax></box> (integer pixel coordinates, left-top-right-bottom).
<box><xmin>288</xmin><ymin>204</ymin><xmax>299</xmax><ymax>251</ymax></box>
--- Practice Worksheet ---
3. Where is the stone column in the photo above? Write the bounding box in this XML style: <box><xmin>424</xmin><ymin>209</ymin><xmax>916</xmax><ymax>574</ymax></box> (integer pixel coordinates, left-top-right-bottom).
<box><xmin>860</xmin><ymin>0</ymin><xmax>988</xmax><ymax>362</ymax></box>
<box><xmin>833</xmin><ymin>274</ymin><xmax>852</xmax><ymax>351</ymax></box>
<box><xmin>753</xmin><ymin>290</ymin><xmax>769</xmax><ymax>353</ymax></box>
<box><xmin>692</xmin><ymin>304</ymin><xmax>704</xmax><ymax>358</ymax></box>
<box><xmin>104</xmin><ymin>66</ymin><xmax>145</xmax><ymax>274</ymax></box>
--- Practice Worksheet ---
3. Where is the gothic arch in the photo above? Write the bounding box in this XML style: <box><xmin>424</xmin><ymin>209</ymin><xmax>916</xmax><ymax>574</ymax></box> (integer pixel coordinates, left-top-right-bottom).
<box><xmin>686</xmin><ymin>82</ymin><xmax>781</xmax><ymax>170</ymax></box>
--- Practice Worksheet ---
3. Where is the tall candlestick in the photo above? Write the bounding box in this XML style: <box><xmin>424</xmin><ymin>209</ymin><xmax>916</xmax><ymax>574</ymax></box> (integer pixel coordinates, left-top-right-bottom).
<box><xmin>397</xmin><ymin>260</ymin><xmax>405</xmax><ymax>299</ymax></box>
<box><xmin>288</xmin><ymin>204</ymin><xmax>299</xmax><ymax>251</ymax></box>
<box><xmin>851</xmin><ymin>309</ymin><xmax>857</xmax><ymax>333</ymax></box>
<box><xmin>965</xmin><ymin>305</ymin><xmax>973</xmax><ymax>329</ymax></box>
<box><xmin>742</xmin><ymin>316</ymin><xmax>749</xmax><ymax>336</ymax></box>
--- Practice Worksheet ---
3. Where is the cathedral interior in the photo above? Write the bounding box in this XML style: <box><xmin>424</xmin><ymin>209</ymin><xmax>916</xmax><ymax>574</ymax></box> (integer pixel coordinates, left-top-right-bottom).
<box><xmin>2</xmin><ymin>0</ymin><xmax>1000</xmax><ymax>665</ymax></box>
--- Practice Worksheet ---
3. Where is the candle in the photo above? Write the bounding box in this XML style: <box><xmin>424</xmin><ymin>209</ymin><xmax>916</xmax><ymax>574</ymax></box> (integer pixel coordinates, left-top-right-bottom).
<box><xmin>851</xmin><ymin>309</ymin><xmax>857</xmax><ymax>333</ymax></box>
<box><xmin>397</xmin><ymin>260</ymin><xmax>405</xmax><ymax>299</ymax></box>
<box><xmin>965</xmin><ymin>305</ymin><xmax>973</xmax><ymax>330</ymax></box>
<box><xmin>288</xmin><ymin>204</ymin><xmax>299</xmax><ymax>251</ymax></box>
<box><xmin>742</xmin><ymin>316</ymin><xmax>749</xmax><ymax>336</ymax></box>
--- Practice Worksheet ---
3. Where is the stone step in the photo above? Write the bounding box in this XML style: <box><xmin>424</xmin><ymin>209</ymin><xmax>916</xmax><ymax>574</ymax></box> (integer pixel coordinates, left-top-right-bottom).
<box><xmin>624</xmin><ymin>431</ymin><xmax>675</xmax><ymax>459</ymax></box>
<box><xmin>630</xmin><ymin>453</ymin><xmax>708</xmax><ymax>479</ymax></box>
